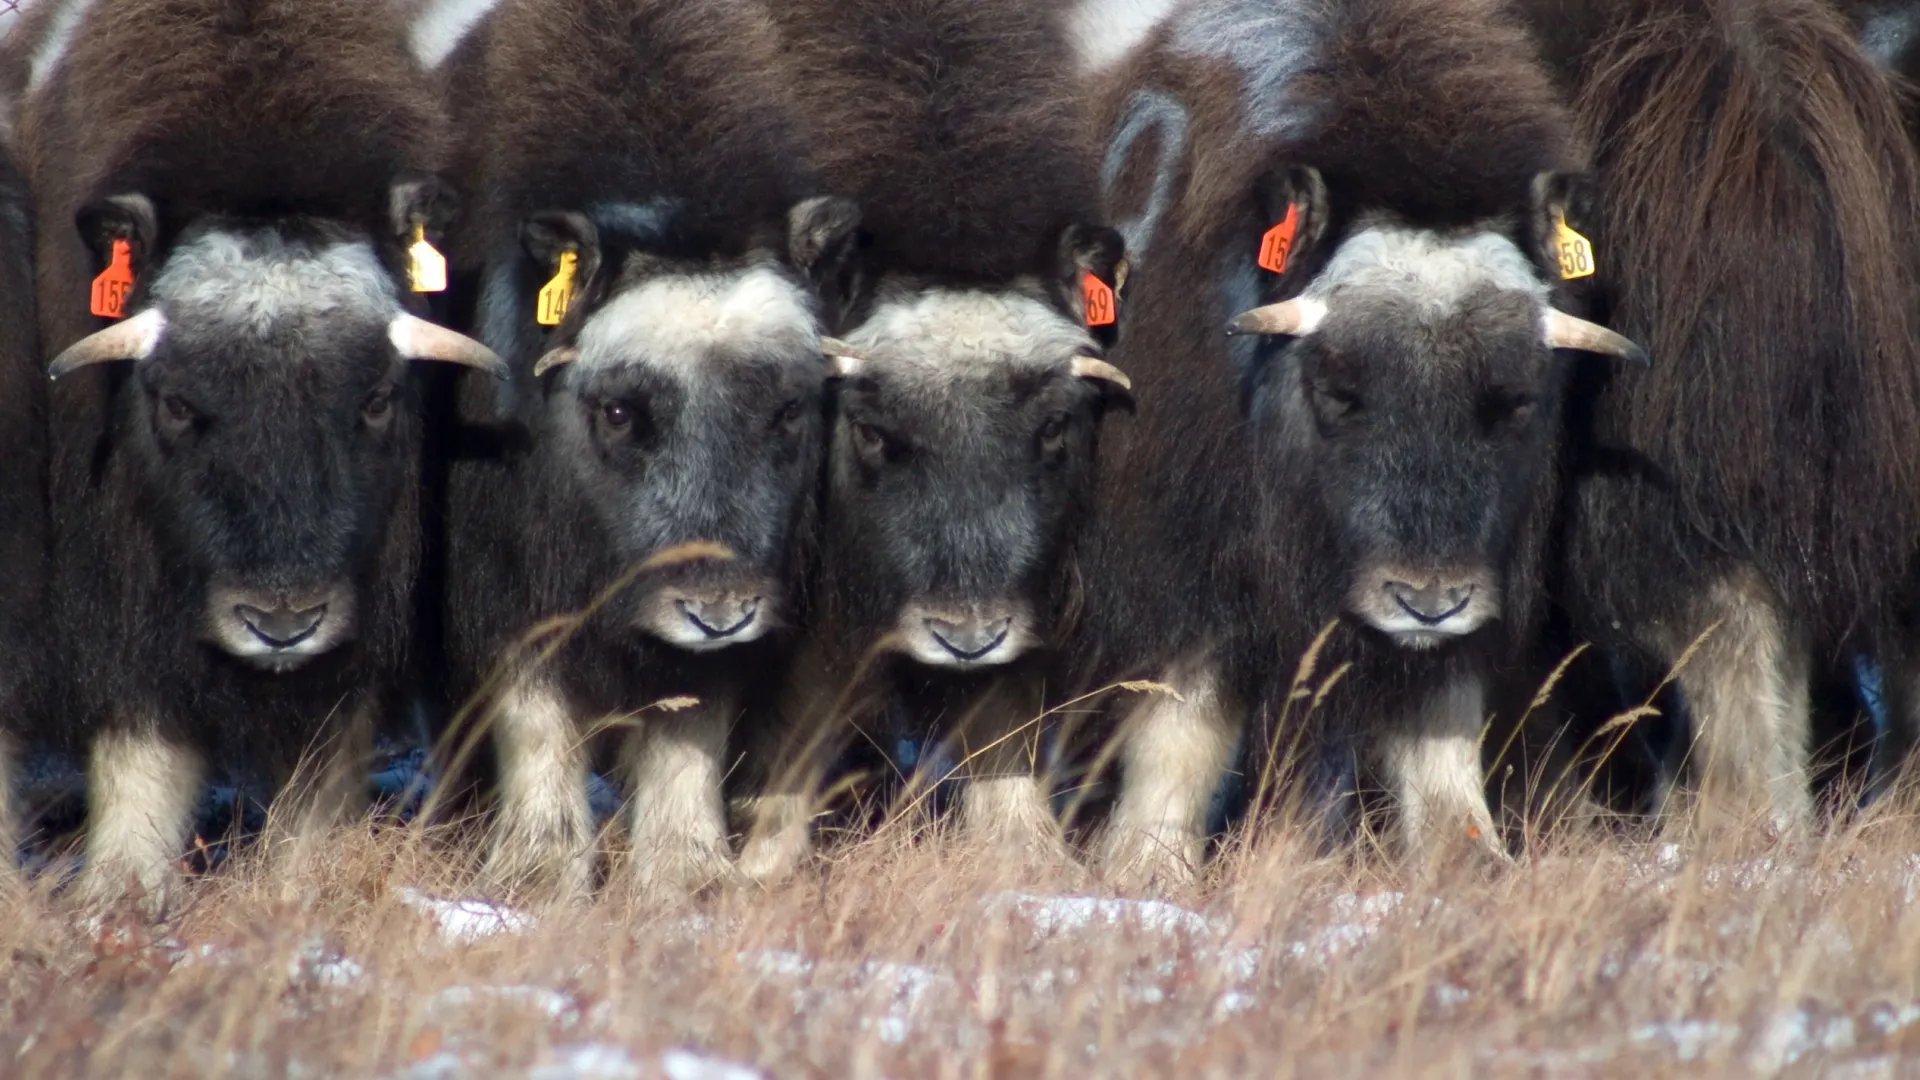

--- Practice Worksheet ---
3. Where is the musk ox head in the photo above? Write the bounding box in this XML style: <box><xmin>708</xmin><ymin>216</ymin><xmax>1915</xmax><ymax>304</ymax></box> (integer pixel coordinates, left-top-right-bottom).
<box><xmin>817</xmin><ymin>224</ymin><xmax>1132</xmax><ymax>669</ymax></box>
<box><xmin>1229</xmin><ymin>168</ymin><xmax>1644</xmax><ymax>650</ymax></box>
<box><xmin>52</xmin><ymin>191</ymin><xmax>502</xmax><ymax>673</ymax></box>
<box><xmin>510</xmin><ymin>197</ymin><xmax>862</xmax><ymax>651</ymax></box>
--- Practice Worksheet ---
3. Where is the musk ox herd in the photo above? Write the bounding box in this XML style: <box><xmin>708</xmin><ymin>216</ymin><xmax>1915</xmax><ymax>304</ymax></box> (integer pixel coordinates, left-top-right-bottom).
<box><xmin>1</xmin><ymin>0</ymin><xmax>1919</xmax><ymax>908</ymax></box>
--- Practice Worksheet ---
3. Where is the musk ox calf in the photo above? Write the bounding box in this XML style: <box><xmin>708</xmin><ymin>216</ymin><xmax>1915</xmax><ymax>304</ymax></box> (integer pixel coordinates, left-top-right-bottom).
<box><xmin>1070</xmin><ymin>0</ymin><xmax>1646</xmax><ymax>886</ymax></box>
<box><xmin>738</xmin><ymin>0</ymin><xmax>1131</xmax><ymax>880</ymax></box>
<box><xmin>11</xmin><ymin>0</ymin><xmax>501</xmax><ymax>904</ymax></box>
<box><xmin>0</xmin><ymin>145</ymin><xmax>43</xmax><ymax>885</ymax></box>
<box><xmin>1512</xmin><ymin>0</ymin><xmax>1920</xmax><ymax>828</ymax></box>
<box><xmin>420</xmin><ymin>0</ymin><xmax>857</xmax><ymax>897</ymax></box>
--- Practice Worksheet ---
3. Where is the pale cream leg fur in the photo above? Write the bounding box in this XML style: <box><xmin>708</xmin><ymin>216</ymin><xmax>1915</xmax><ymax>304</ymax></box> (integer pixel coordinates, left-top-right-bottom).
<box><xmin>954</xmin><ymin>673</ymin><xmax>1067</xmax><ymax>859</ymax></box>
<box><xmin>1649</xmin><ymin>567</ymin><xmax>1814</xmax><ymax>835</ymax></box>
<box><xmin>1375</xmin><ymin>672</ymin><xmax>1505</xmax><ymax>861</ymax></box>
<box><xmin>1099</xmin><ymin>652</ymin><xmax>1240</xmax><ymax>890</ymax></box>
<box><xmin>482</xmin><ymin>677</ymin><xmax>594</xmax><ymax>899</ymax></box>
<box><xmin>81</xmin><ymin>727</ymin><xmax>203</xmax><ymax>909</ymax></box>
<box><xmin>623</xmin><ymin>693</ymin><xmax>736</xmax><ymax>895</ymax></box>
<box><xmin>739</xmin><ymin>640</ymin><xmax>844</xmax><ymax>885</ymax></box>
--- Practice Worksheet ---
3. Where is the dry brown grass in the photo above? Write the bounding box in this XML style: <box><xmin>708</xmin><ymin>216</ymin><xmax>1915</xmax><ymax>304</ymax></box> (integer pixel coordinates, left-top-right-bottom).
<box><xmin>9</xmin><ymin>793</ymin><xmax>1920</xmax><ymax>1080</ymax></box>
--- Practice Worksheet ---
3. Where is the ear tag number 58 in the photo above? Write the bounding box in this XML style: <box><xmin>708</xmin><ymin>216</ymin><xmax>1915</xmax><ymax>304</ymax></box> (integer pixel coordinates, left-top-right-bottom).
<box><xmin>1554</xmin><ymin>211</ymin><xmax>1595</xmax><ymax>280</ymax></box>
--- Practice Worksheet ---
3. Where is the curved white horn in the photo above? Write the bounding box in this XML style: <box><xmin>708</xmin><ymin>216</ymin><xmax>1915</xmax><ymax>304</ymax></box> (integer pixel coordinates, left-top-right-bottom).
<box><xmin>1542</xmin><ymin>309</ymin><xmax>1649</xmax><ymax>366</ymax></box>
<box><xmin>1068</xmin><ymin>354</ymin><xmax>1133</xmax><ymax>392</ymax></box>
<box><xmin>388</xmin><ymin>313</ymin><xmax>508</xmax><ymax>377</ymax></box>
<box><xmin>533</xmin><ymin>347</ymin><xmax>579</xmax><ymax>377</ymax></box>
<box><xmin>821</xmin><ymin>337</ymin><xmax>866</xmax><ymax>379</ymax></box>
<box><xmin>48</xmin><ymin>308</ymin><xmax>167</xmax><ymax>379</ymax></box>
<box><xmin>1226</xmin><ymin>296</ymin><xmax>1327</xmax><ymax>337</ymax></box>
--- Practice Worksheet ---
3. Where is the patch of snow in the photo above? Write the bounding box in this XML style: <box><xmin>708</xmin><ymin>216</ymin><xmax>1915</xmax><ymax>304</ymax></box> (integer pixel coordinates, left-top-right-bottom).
<box><xmin>1285</xmin><ymin>892</ymin><xmax>1410</xmax><ymax>967</ymax></box>
<box><xmin>395</xmin><ymin>887</ymin><xmax>536</xmax><ymax>943</ymax></box>
<box><xmin>426</xmin><ymin>984</ymin><xmax>581</xmax><ymax>1026</ymax></box>
<box><xmin>1748</xmin><ymin>1007</ymin><xmax>1855</xmax><ymax>1072</ymax></box>
<box><xmin>661</xmin><ymin>1049</ymin><xmax>766</xmax><ymax>1080</ymax></box>
<box><xmin>530</xmin><ymin>1043</ymin><xmax>642</xmax><ymax>1080</ymax></box>
<box><xmin>1628</xmin><ymin>1019</ymin><xmax>1741</xmax><ymax>1062</ymax></box>
<box><xmin>991</xmin><ymin>892</ymin><xmax>1218</xmax><ymax>939</ymax></box>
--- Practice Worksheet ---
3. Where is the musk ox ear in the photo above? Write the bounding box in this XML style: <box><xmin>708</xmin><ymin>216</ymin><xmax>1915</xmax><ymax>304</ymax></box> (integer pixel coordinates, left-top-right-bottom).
<box><xmin>1052</xmin><ymin>224</ymin><xmax>1126</xmax><ymax>340</ymax></box>
<box><xmin>521</xmin><ymin>210</ymin><xmax>605</xmax><ymax>322</ymax></box>
<box><xmin>1528</xmin><ymin>171</ymin><xmax>1596</xmax><ymax>275</ymax></box>
<box><xmin>389</xmin><ymin>172</ymin><xmax>459</xmax><ymax>241</ymax></box>
<box><xmin>786</xmin><ymin>195</ymin><xmax>865</xmax><ymax>327</ymax></box>
<box><xmin>1250</xmin><ymin>164</ymin><xmax>1329</xmax><ymax>280</ymax></box>
<box><xmin>76</xmin><ymin>193</ymin><xmax>159</xmax><ymax>282</ymax></box>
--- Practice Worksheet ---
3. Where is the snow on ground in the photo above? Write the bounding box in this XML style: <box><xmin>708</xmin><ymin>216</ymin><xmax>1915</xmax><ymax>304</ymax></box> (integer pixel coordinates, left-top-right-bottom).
<box><xmin>395</xmin><ymin>887</ymin><xmax>538</xmax><ymax>944</ymax></box>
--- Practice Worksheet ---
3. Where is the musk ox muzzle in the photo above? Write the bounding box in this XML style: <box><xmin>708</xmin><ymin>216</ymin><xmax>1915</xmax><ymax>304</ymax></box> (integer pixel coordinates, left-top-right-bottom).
<box><xmin>203</xmin><ymin>580</ymin><xmax>357</xmax><ymax>672</ymax></box>
<box><xmin>1346</xmin><ymin>564</ymin><xmax>1501</xmax><ymax>649</ymax></box>
<box><xmin>891</xmin><ymin>598</ymin><xmax>1038</xmax><ymax>668</ymax></box>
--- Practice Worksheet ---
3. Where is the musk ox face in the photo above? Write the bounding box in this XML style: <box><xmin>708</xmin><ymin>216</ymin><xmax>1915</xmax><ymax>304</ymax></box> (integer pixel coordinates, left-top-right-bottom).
<box><xmin>825</xmin><ymin>285</ymin><xmax>1131</xmax><ymax>669</ymax></box>
<box><xmin>50</xmin><ymin>213</ymin><xmax>502</xmax><ymax>673</ymax></box>
<box><xmin>1241</xmin><ymin>224</ymin><xmax>1600</xmax><ymax>650</ymax></box>
<box><xmin>533</xmin><ymin>261</ymin><xmax>828</xmax><ymax>651</ymax></box>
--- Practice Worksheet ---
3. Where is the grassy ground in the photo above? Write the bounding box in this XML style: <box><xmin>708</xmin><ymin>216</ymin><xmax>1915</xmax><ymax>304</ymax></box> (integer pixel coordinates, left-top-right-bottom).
<box><xmin>7</xmin><ymin>796</ymin><xmax>1920</xmax><ymax>1079</ymax></box>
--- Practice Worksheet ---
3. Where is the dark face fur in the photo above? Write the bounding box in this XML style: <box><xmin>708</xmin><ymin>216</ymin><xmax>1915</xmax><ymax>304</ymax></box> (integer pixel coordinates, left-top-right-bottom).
<box><xmin>50</xmin><ymin>213</ymin><xmax>502</xmax><ymax>674</ymax></box>
<box><xmin>825</xmin><ymin>284</ymin><xmax>1129</xmax><ymax>668</ymax></box>
<box><xmin>535</xmin><ymin>261</ymin><xmax>827</xmax><ymax>650</ymax></box>
<box><xmin>94</xmin><ymin>226</ymin><xmax>422</xmax><ymax>671</ymax></box>
<box><xmin>1244</xmin><ymin>222</ymin><xmax>1570</xmax><ymax>649</ymax></box>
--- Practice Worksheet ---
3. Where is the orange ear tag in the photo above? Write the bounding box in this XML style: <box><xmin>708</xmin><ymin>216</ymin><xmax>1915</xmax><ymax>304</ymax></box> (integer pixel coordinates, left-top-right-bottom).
<box><xmin>1082</xmin><ymin>271</ymin><xmax>1117</xmax><ymax>327</ymax></box>
<box><xmin>90</xmin><ymin>238</ymin><xmax>134</xmax><ymax>318</ymax></box>
<box><xmin>408</xmin><ymin>222</ymin><xmax>447</xmax><ymax>293</ymax></box>
<box><xmin>1257</xmin><ymin>204</ymin><xmax>1299</xmax><ymax>274</ymax></box>
<box><xmin>536</xmin><ymin>249</ymin><xmax>578</xmax><ymax>327</ymax></box>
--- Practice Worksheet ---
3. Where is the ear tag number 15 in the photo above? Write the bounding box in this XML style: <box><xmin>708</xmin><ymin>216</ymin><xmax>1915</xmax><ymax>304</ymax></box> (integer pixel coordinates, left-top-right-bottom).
<box><xmin>537</xmin><ymin>249</ymin><xmax>578</xmax><ymax>327</ymax></box>
<box><xmin>91</xmin><ymin>238</ymin><xmax>134</xmax><ymax>319</ymax></box>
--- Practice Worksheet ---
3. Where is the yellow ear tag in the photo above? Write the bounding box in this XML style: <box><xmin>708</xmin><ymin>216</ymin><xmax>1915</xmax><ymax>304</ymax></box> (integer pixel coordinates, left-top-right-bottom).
<box><xmin>408</xmin><ymin>223</ymin><xmax>447</xmax><ymax>293</ymax></box>
<box><xmin>536</xmin><ymin>249</ymin><xmax>578</xmax><ymax>327</ymax></box>
<box><xmin>1554</xmin><ymin>211</ymin><xmax>1594</xmax><ymax>280</ymax></box>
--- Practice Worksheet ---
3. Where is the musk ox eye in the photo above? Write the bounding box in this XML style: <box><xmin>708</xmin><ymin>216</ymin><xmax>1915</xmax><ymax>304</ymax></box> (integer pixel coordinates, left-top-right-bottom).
<box><xmin>1311</xmin><ymin>383</ymin><xmax>1362</xmax><ymax>421</ymax></box>
<box><xmin>850</xmin><ymin>420</ymin><xmax>887</xmax><ymax>457</ymax></box>
<box><xmin>600</xmin><ymin>399</ymin><xmax>634</xmax><ymax>433</ymax></box>
<box><xmin>158</xmin><ymin>392</ymin><xmax>197</xmax><ymax>436</ymax></box>
<box><xmin>1476</xmin><ymin>388</ymin><xmax>1536</xmax><ymax>431</ymax></box>
<box><xmin>1038</xmin><ymin>413</ymin><xmax>1068</xmax><ymax>456</ymax></box>
<box><xmin>774</xmin><ymin>398</ymin><xmax>805</xmax><ymax>434</ymax></box>
<box><xmin>360</xmin><ymin>384</ymin><xmax>395</xmax><ymax>427</ymax></box>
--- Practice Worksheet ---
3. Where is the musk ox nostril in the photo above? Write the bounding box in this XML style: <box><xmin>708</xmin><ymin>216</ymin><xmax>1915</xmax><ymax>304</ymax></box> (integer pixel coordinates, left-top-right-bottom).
<box><xmin>1385</xmin><ymin>582</ymin><xmax>1473</xmax><ymax>626</ymax></box>
<box><xmin>676</xmin><ymin>596</ymin><xmax>762</xmax><ymax>639</ymax></box>
<box><xmin>235</xmin><ymin>603</ymin><xmax>327</xmax><ymax>648</ymax></box>
<box><xmin>924</xmin><ymin>616</ymin><xmax>1013</xmax><ymax>661</ymax></box>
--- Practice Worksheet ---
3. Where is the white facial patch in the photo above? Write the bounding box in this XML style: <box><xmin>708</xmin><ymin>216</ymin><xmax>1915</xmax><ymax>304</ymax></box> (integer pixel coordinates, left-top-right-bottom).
<box><xmin>1304</xmin><ymin>225</ymin><xmax>1550</xmax><ymax>319</ymax></box>
<box><xmin>845</xmin><ymin>288</ymin><xmax>1095</xmax><ymax>377</ymax></box>
<box><xmin>408</xmin><ymin>0</ymin><xmax>505</xmax><ymax>70</ymax></box>
<box><xmin>573</xmin><ymin>266</ymin><xmax>818</xmax><ymax>376</ymax></box>
<box><xmin>151</xmin><ymin>231</ymin><xmax>399</xmax><ymax>342</ymax></box>
<box><xmin>25</xmin><ymin>0</ymin><xmax>99</xmax><ymax>95</ymax></box>
<box><xmin>1068</xmin><ymin>0</ymin><xmax>1180</xmax><ymax>74</ymax></box>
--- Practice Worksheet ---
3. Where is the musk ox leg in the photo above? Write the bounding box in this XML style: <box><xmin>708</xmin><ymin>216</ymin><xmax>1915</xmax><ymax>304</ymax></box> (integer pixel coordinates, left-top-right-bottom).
<box><xmin>738</xmin><ymin>644</ymin><xmax>847</xmax><ymax>885</ymax></box>
<box><xmin>1652</xmin><ymin>569</ymin><xmax>1814</xmax><ymax>834</ymax></box>
<box><xmin>622</xmin><ymin>696</ymin><xmax>736</xmax><ymax>896</ymax></box>
<box><xmin>275</xmin><ymin>704</ymin><xmax>374</xmax><ymax>848</ymax></box>
<box><xmin>81</xmin><ymin>728</ymin><xmax>203</xmax><ymax>910</ymax></box>
<box><xmin>482</xmin><ymin>678</ymin><xmax>594</xmax><ymax>899</ymax></box>
<box><xmin>1375</xmin><ymin>674</ymin><xmax>1505</xmax><ymax>861</ymax></box>
<box><xmin>1099</xmin><ymin>654</ymin><xmax>1241</xmax><ymax>890</ymax></box>
<box><xmin>955</xmin><ymin>673</ymin><xmax>1067</xmax><ymax>860</ymax></box>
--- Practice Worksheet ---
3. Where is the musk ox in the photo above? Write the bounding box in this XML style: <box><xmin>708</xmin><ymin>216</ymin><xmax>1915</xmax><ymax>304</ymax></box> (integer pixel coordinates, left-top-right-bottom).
<box><xmin>10</xmin><ymin>0</ymin><xmax>501</xmax><ymax>904</ymax></box>
<box><xmin>1510</xmin><ymin>0</ymin><xmax>1920</xmax><ymax>828</ymax></box>
<box><xmin>737</xmin><ymin>0</ymin><xmax>1132</xmax><ymax>880</ymax></box>
<box><xmin>1070</xmin><ymin>0</ymin><xmax>1647</xmax><ymax>885</ymax></box>
<box><xmin>416</xmin><ymin>0</ymin><xmax>858</xmax><ymax>897</ymax></box>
